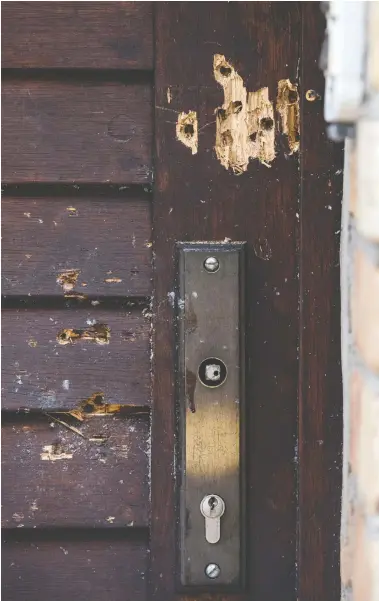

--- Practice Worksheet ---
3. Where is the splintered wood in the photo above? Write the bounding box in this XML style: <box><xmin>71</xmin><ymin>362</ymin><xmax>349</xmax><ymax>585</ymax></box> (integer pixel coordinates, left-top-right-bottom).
<box><xmin>176</xmin><ymin>110</ymin><xmax>198</xmax><ymax>155</ymax></box>
<box><xmin>174</xmin><ymin>55</ymin><xmax>300</xmax><ymax>173</ymax></box>
<box><xmin>214</xmin><ymin>54</ymin><xmax>275</xmax><ymax>173</ymax></box>
<box><xmin>276</xmin><ymin>79</ymin><xmax>300</xmax><ymax>154</ymax></box>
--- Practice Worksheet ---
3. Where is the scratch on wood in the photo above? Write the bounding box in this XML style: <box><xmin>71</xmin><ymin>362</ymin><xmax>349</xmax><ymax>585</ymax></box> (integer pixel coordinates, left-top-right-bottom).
<box><xmin>176</xmin><ymin>110</ymin><xmax>198</xmax><ymax>155</ymax></box>
<box><xmin>214</xmin><ymin>54</ymin><xmax>275</xmax><ymax>173</ymax></box>
<box><xmin>276</xmin><ymin>79</ymin><xmax>300</xmax><ymax>154</ymax></box>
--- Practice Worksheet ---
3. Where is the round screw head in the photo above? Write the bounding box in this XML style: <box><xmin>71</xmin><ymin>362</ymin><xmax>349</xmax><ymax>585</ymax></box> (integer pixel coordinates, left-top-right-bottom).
<box><xmin>205</xmin><ymin>563</ymin><xmax>221</xmax><ymax>579</ymax></box>
<box><xmin>204</xmin><ymin>256</ymin><xmax>219</xmax><ymax>273</ymax></box>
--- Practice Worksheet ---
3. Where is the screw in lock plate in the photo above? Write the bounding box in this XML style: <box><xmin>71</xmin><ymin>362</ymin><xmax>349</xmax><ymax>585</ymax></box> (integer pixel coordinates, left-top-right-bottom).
<box><xmin>204</xmin><ymin>256</ymin><xmax>220</xmax><ymax>273</ymax></box>
<box><xmin>205</xmin><ymin>563</ymin><xmax>221</xmax><ymax>579</ymax></box>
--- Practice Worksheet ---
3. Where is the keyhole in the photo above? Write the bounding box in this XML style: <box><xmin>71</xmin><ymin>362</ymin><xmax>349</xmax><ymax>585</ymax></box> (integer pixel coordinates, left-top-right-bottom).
<box><xmin>208</xmin><ymin>496</ymin><xmax>218</xmax><ymax>511</ymax></box>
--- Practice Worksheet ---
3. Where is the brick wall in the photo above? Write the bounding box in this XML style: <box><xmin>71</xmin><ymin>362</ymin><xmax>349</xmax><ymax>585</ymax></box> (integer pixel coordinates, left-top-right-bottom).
<box><xmin>340</xmin><ymin>4</ymin><xmax>379</xmax><ymax>599</ymax></box>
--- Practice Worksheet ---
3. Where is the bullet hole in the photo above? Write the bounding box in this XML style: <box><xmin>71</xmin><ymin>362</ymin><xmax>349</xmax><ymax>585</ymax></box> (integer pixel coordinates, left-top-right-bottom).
<box><xmin>306</xmin><ymin>89</ymin><xmax>320</xmax><ymax>102</ymax></box>
<box><xmin>176</xmin><ymin>110</ymin><xmax>198</xmax><ymax>155</ymax></box>
<box><xmin>57</xmin><ymin>324</ymin><xmax>110</xmax><ymax>345</ymax></box>
<box><xmin>287</xmin><ymin>89</ymin><xmax>299</xmax><ymax>104</ymax></box>
<box><xmin>219</xmin><ymin>65</ymin><xmax>232</xmax><ymax>77</ymax></box>
<box><xmin>217</xmin><ymin>108</ymin><xmax>227</xmax><ymax>120</ymax></box>
<box><xmin>249</xmin><ymin>132</ymin><xmax>257</xmax><ymax>142</ymax></box>
<box><xmin>51</xmin><ymin>441</ymin><xmax>63</xmax><ymax>455</ymax></box>
<box><xmin>75</xmin><ymin>393</ymin><xmax>122</xmax><ymax>418</ymax></box>
<box><xmin>277</xmin><ymin>79</ymin><xmax>300</xmax><ymax>155</ymax></box>
<box><xmin>183</xmin><ymin>123</ymin><xmax>194</xmax><ymax>137</ymax></box>
<box><xmin>260</xmin><ymin>117</ymin><xmax>274</xmax><ymax>131</ymax></box>
<box><xmin>93</xmin><ymin>395</ymin><xmax>104</xmax><ymax>406</ymax></box>
<box><xmin>231</xmin><ymin>100</ymin><xmax>243</xmax><ymax>114</ymax></box>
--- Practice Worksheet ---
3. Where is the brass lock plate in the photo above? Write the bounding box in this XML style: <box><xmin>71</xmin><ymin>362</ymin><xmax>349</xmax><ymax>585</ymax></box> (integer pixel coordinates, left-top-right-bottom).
<box><xmin>176</xmin><ymin>242</ymin><xmax>246</xmax><ymax>589</ymax></box>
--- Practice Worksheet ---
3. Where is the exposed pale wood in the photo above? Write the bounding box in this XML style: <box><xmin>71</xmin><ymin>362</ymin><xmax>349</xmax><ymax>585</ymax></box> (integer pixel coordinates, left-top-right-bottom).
<box><xmin>2</xmin><ymin>2</ymin><xmax>153</xmax><ymax>69</ymax></box>
<box><xmin>2</xmin><ymin>197</ymin><xmax>152</xmax><ymax>297</ymax></box>
<box><xmin>2</xmin><ymin>416</ymin><xmax>149</xmax><ymax>527</ymax></box>
<box><xmin>2</xmin><ymin>82</ymin><xmax>152</xmax><ymax>183</ymax></box>
<box><xmin>2</xmin><ymin>308</ymin><xmax>151</xmax><ymax>410</ymax></box>
<box><xmin>2</xmin><ymin>537</ymin><xmax>147</xmax><ymax>601</ymax></box>
<box><xmin>152</xmin><ymin>4</ymin><xmax>301</xmax><ymax>599</ymax></box>
<box><xmin>298</xmin><ymin>5</ymin><xmax>344</xmax><ymax>600</ymax></box>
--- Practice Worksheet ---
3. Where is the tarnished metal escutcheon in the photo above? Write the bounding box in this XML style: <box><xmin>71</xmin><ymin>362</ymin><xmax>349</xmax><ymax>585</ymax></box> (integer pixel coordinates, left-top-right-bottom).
<box><xmin>177</xmin><ymin>242</ymin><xmax>246</xmax><ymax>589</ymax></box>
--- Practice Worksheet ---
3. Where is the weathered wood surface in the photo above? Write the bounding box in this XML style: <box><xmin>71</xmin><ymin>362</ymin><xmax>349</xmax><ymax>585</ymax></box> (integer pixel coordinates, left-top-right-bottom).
<box><xmin>298</xmin><ymin>5</ymin><xmax>344</xmax><ymax>601</ymax></box>
<box><xmin>2</xmin><ymin>2</ymin><xmax>153</xmax><ymax>70</ymax></box>
<box><xmin>2</xmin><ymin>416</ymin><xmax>149</xmax><ymax>528</ymax></box>
<box><xmin>2</xmin><ymin>308</ymin><xmax>151</xmax><ymax>410</ymax></box>
<box><xmin>2</xmin><ymin>537</ymin><xmax>147</xmax><ymax>601</ymax></box>
<box><xmin>152</xmin><ymin>3</ymin><xmax>301</xmax><ymax>600</ymax></box>
<box><xmin>2</xmin><ymin>197</ymin><xmax>152</xmax><ymax>297</ymax></box>
<box><xmin>2</xmin><ymin>82</ymin><xmax>152</xmax><ymax>183</ymax></box>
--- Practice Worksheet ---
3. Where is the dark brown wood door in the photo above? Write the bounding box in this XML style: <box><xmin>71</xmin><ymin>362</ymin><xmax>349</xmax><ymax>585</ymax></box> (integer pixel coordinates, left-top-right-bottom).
<box><xmin>2</xmin><ymin>3</ymin><xmax>343</xmax><ymax>601</ymax></box>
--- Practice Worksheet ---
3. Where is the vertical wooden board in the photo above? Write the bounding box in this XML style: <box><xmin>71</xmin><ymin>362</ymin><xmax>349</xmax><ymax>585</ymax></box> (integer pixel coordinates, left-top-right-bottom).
<box><xmin>152</xmin><ymin>3</ymin><xmax>301</xmax><ymax>600</ymax></box>
<box><xmin>2</xmin><ymin>197</ymin><xmax>152</xmax><ymax>297</ymax></box>
<box><xmin>1</xmin><ymin>308</ymin><xmax>151</xmax><ymax>410</ymax></box>
<box><xmin>299</xmin><ymin>4</ymin><xmax>344</xmax><ymax>600</ymax></box>
<box><xmin>1</xmin><ymin>82</ymin><xmax>152</xmax><ymax>184</ymax></box>
<box><xmin>1</xmin><ymin>416</ymin><xmax>149</xmax><ymax>528</ymax></box>
<box><xmin>2</xmin><ymin>538</ymin><xmax>147</xmax><ymax>601</ymax></box>
<box><xmin>1</xmin><ymin>2</ymin><xmax>153</xmax><ymax>69</ymax></box>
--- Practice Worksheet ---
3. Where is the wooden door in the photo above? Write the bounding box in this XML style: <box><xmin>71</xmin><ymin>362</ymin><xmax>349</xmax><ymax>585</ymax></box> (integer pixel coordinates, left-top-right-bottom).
<box><xmin>2</xmin><ymin>3</ymin><xmax>343</xmax><ymax>601</ymax></box>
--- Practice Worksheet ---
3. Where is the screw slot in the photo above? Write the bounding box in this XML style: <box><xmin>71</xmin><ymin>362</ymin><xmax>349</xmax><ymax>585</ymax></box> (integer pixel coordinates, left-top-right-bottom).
<box><xmin>205</xmin><ymin>563</ymin><xmax>221</xmax><ymax>579</ymax></box>
<box><xmin>204</xmin><ymin>256</ymin><xmax>220</xmax><ymax>273</ymax></box>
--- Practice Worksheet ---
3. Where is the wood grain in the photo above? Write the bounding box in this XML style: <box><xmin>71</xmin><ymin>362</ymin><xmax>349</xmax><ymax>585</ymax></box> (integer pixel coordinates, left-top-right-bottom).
<box><xmin>2</xmin><ymin>537</ymin><xmax>147</xmax><ymax>601</ymax></box>
<box><xmin>1</xmin><ymin>2</ymin><xmax>153</xmax><ymax>70</ymax></box>
<box><xmin>298</xmin><ymin>4</ymin><xmax>344</xmax><ymax>600</ymax></box>
<box><xmin>151</xmin><ymin>4</ymin><xmax>301</xmax><ymax>599</ymax></box>
<box><xmin>2</xmin><ymin>308</ymin><xmax>151</xmax><ymax>410</ymax></box>
<box><xmin>2</xmin><ymin>197</ymin><xmax>152</xmax><ymax>297</ymax></box>
<box><xmin>2</xmin><ymin>82</ymin><xmax>152</xmax><ymax>183</ymax></box>
<box><xmin>2</xmin><ymin>415</ymin><xmax>149</xmax><ymax>528</ymax></box>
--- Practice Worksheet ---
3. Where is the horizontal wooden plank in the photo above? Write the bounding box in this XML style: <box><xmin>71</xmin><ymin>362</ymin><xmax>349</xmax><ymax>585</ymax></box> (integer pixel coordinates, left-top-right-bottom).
<box><xmin>2</xmin><ymin>538</ymin><xmax>147</xmax><ymax>601</ymax></box>
<box><xmin>1</xmin><ymin>308</ymin><xmax>151</xmax><ymax>410</ymax></box>
<box><xmin>2</xmin><ymin>416</ymin><xmax>149</xmax><ymax>528</ymax></box>
<box><xmin>2</xmin><ymin>82</ymin><xmax>152</xmax><ymax>183</ymax></box>
<box><xmin>2</xmin><ymin>2</ymin><xmax>153</xmax><ymax>70</ymax></box>
<box><xmin>2</xmin><ymin>197</ymin><xmax>152</xmax><ymax>296</ymax></box>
